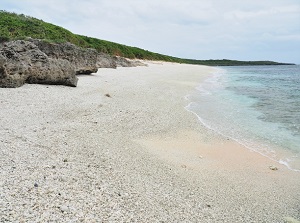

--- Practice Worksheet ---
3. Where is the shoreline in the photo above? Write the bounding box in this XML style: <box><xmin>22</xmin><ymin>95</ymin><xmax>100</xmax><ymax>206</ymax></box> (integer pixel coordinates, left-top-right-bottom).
<box><xmin>185</xmin><ymin>102</ymin><xmax>300</xmax><ymax>173</ymax></box>
<box><xmin>1</xmin><ymin>62</ymin><xmax>299</xmax><ymax>222</ymax></box>
<box><xmin>185</xmin><ymin>65</ymin><xmax>300</xmax><ymax>173</ymax></box>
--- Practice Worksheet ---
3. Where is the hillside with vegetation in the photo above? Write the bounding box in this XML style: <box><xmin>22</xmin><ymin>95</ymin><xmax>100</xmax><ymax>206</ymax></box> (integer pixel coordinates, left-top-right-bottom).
<box><xmin>0</xmin><ymin>10</ymin><xmax>294</xmax><ymax>66</ymax></box>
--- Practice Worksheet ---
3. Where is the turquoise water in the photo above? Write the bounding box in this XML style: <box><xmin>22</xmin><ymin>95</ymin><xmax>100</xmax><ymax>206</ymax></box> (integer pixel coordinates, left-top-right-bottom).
<box><xmin>186</xmin><ymin>65</ymin><xmax>300</xmax><ymax>171</ymax></box>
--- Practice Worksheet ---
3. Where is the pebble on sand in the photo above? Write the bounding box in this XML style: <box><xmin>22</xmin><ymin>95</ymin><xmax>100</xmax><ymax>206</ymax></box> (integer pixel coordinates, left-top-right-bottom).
<box><xmin>269</xmin><ymin>165</ymin><xmax>278</xmax><ymax>171</ymax></box>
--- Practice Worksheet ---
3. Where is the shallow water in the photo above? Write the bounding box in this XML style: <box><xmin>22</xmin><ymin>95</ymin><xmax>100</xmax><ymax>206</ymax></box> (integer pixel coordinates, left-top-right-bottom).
<box><xmin>186</xmin><ymin>65</ymin><xmax>300</xmax><ymax>171</ymax></box>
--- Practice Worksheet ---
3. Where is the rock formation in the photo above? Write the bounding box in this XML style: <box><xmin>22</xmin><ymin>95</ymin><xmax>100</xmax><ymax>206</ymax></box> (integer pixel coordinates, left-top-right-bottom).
<box><xmin>0</xmin><ymin>39</ymin><xmax>147</xmax><ymax>88</ymax></box>
<box><xmin>29</xmin><ymin>39</ymin><xmax>98</xmax><ymax>74</ymax></box>
<box><xmin>0</xmin><ymin>40</ymin><xmax>77</xmax><ymax>88</ymax></box>
<box><xmin>113</xmin><ymin>56</ymin><xmax>147</xmax><ymax>67</ymax></box>
<box><xmin>96</xmin><ymin>54</ymin><xmax>147</xmax><ymax>68</ymax></box>
<box><xmin>127</xmin><ymin>59</ymin><xmax>148</xmax><ymax>67</ymax></box>
<box><xmin>114</xmin><ymin>56</ymin><xmax>134</xmax><ymax>67</ymax></box>
<box><xmin>96</xmin><ymin>52</ymin><xmax>117</xmax><ymax>69</ymax></box>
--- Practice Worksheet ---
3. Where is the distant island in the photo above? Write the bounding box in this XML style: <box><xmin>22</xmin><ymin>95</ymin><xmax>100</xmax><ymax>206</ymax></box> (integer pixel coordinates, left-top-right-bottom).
<box><xmin>0</xmin><ymin>11</ymin><xmax>295</xmax><ymax>66</ymax></box>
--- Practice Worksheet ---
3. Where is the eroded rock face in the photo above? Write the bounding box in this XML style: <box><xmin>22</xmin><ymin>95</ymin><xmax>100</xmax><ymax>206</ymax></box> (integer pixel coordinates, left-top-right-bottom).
<box><xmin>96</xmin><ymin>54</ymin><xmax>147</xmax><ymax>68</ymax></box>
<box><xmin>126</xmin><ymin>59</ymin><xmax>147</xmax><ymax>67</ymax></box>
<box><xmin>0</xmin><ymin>39</ymin><xmax>147</xmax><ymax>88</ymax></box>
<box><xmin>97</xmin><ymin>52</ymin><xmax>117</xmax><ymax>69</ymax></box>
<box><xmin>113</xmin><ymin>56</ymin><xmax>134</xmax><ymax>67</ymax></box>
<box><xmin>0</xmin><ymin>40</ymin><xmax>78</xmax><ymax>88</ymax></box>
<box><xmin>30</xmin><ymin>39</ymin><xmax>98</xmax><ymax>74</ymax></box>
<box><xmin>113</xmin><ymin>56</ymin><xmax>147</xmax><ymax>67</ymax></box>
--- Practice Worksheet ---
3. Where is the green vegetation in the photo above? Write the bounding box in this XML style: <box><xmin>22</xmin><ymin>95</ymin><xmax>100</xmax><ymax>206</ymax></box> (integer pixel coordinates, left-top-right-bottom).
<box><xmin>0</xmin><ymin>10</ymin><xmax>294</xmax><ymax>66</ymax></box>
<box><xmin>179</xmin><ymin>59</ymin><xmax>294</xmax><ymax>66</ymax></box>
<box><xmin>0</xmin><ymin>10</ymin><xmax>177</xmax><ymax>61</ymax></box>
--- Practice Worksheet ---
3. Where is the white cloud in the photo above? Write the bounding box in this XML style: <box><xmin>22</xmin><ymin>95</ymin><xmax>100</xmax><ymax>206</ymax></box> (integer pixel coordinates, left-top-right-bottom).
<box><xmin>1</xmin><ymin>0</ymin><xmax>300</xmax><ymax>63</ymax></box>
<box><xmin>226</xmin><ymin>5</ymin><xmax>300</xmax><ymax>20</ymax></box>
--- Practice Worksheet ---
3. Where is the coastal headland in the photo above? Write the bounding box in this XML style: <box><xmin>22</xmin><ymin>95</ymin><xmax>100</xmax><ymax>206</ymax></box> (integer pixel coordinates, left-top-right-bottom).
<box><xmin>1</xmin><ymin>62</ymin><xmax>299</xmax><ymax>222</ymax></box>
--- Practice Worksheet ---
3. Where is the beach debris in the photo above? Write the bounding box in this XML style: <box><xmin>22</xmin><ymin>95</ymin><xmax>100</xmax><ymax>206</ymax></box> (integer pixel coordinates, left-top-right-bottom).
<box><xmin>181</xmin><ymin>164</ymin><xmax>187</xmax><ymax>169</ymax></box>
<box><xmin>199</xmin><ymin>156</ymin><xmax>203</xmax><ymax>159</ymax></box>
<box><xmin>269</xmin><ymin>165</ymin><xmax>278</xmax><ymax>171</ymax></box>
<box><xmin>63</xmin><ymin>158</ymin><xmax>68</xmax><ymax>163</ymax></box>
<box><xmin>105</xmin><ymin>93</ymin><xmax>111</xmax><ymax>98</ymax></box>
<box><xmin>34</xmin><ymin>183</ymin><xmax>38</xmax><ymax>188</ymax></box>
<box><xmin>206</xmin><ymin>204</ymin><xmax>211</xmax><ymax>208</ymax></box>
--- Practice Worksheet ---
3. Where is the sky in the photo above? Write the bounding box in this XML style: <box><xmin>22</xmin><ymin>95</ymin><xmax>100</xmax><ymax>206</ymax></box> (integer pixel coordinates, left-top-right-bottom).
<box><xmin>1</xmin><ymin>0</ymin><xmax>300</xmax><ymax>63</ymax></box>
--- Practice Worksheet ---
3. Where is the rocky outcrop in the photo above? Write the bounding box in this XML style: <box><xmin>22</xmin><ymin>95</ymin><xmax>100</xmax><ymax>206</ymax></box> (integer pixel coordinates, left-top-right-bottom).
<box><xmin>29</xmin><ymin>39</ymin><xmax>98</xmax><ymax>74</ymax></box>
<box><xmin>96</xmin><ymin>54</ymin><xmax>147</xmax><ymax>68</ymax></box>
<box><xmin>0</xmin><ymin>39</ymin><xmax>147</xmax><ymax>88</ymax></box>
<box><xmin>0</xmin><ymin>40</ymin><xmax>77</xmax><ymax>88</ymax></box>
<box><xmin>127</xmin><ymin>59</ymin><xmax>148</xmax><ymax>67</ymax></box>
<box><xmin>113</xmin><ymin>56</ymin><xmax>147</xmax><ymax>67</ymax></box>
<box><xmin>30</xmin><ymin>39</ymin><xmax>147</xmax><ymax>71</ymax></box>
<box><xmin>114</xmin><ymin>56</ymin><xmax>133</xmax><ymax>67</ymax></box>
<box><xmin>97</xmin><ymin>52</ymin><xmax>117</xmax><ymax>69</ymax></box>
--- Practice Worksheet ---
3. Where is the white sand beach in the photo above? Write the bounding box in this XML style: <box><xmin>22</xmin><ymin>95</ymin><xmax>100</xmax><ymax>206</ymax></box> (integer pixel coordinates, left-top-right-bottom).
<box><xmin>1</xmin><ymin>62</ymin><xmax>299</xmax><ymax>222</ymax></box>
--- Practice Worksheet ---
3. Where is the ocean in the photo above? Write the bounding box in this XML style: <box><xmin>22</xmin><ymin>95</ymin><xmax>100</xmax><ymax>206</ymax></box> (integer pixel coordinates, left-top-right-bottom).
<box><xmin>186</xmin><ymin>65</ymin><xmax>300</xmax><ymax>171</ymax></box>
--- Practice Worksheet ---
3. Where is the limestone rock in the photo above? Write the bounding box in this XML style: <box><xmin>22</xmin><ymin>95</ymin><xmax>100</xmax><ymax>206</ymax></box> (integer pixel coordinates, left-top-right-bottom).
<box><xmin>113</xmin><ymin>56</ymin><xmax>133</xmax><ymax>67</ymax></box>
<box><xmin>130</xmin><ymin>60</ymin><xmax>148</xmax><ymax>67</ymax></box>
<box><xmin>113</xmin><ymin>56</ymin><xmax>147</xmax><ymax>67</ymax></box>
<box><xmin>97</xmin><ymin>54</ymin><xmax>147</xmax><ymax>68</ymax></box>
<box><xmin>0</xmin><ymin>40</ymin><xmax>77</xmax><ymax>88</ymax></box>
<box><xmin>97</xmin><ymin>52</ymin><xmax>117</xmax><ymax>69</ymax></box>
<box><xmin>30</xmin><ymin>39</ymin><xmax>98</xmax><ymax>74</ymax></box>
<box><xmin>27</xmin><ymin>39</ymin><xmax>146</xmax><ymax>70</ymax></box>
<box><xmin>0</xmin><ymin>39</ymin><xmax>147</xmax><ymax>88</ymax></box>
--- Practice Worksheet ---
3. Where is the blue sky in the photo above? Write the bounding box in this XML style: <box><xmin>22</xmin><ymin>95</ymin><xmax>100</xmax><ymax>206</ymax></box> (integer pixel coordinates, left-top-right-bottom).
<box><xmin>2</xmin><ymin>0</ymin><xmax>300</xmax><ymax>63</ymax></box>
